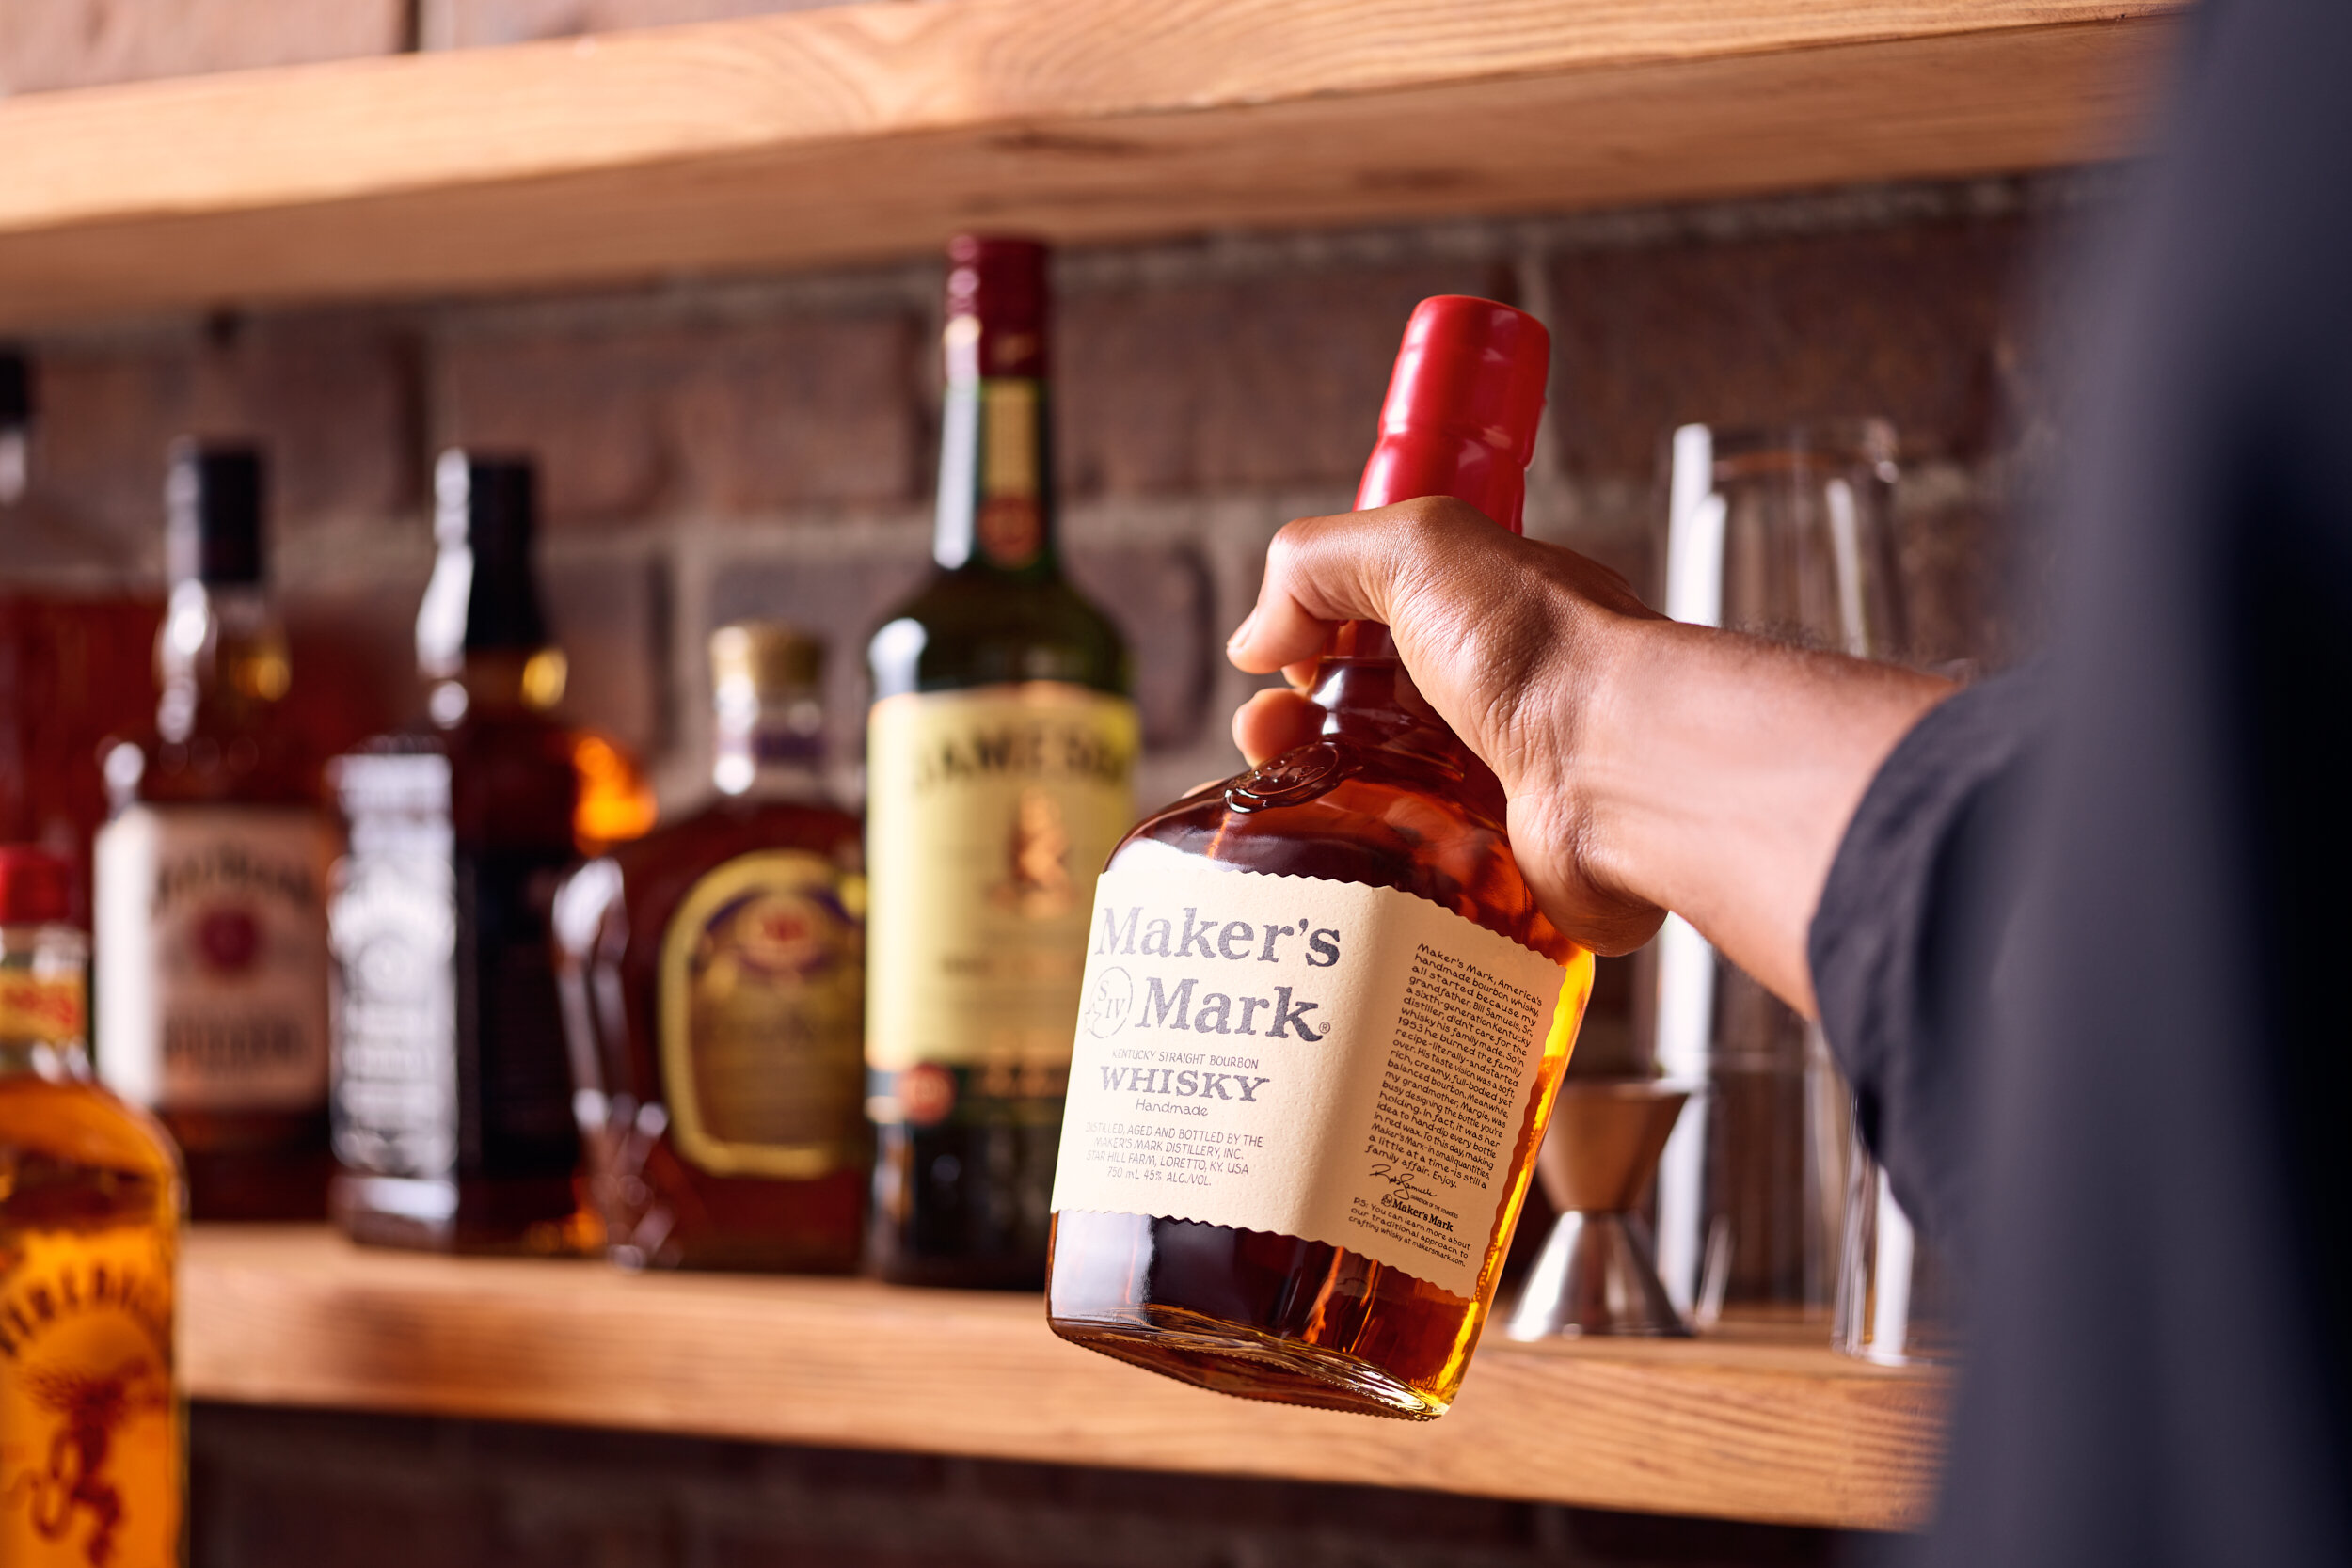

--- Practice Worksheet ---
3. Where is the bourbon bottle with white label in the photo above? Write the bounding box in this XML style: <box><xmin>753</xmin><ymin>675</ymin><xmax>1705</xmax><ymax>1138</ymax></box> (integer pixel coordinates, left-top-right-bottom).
<box><xmin>0</xmin><ymin>846</ymin><xmax>183</xmax><ymax>1568</ymax></box>
<box><xmin>866</xmin><ymin>237</ymin><xmax>1138</xmax><ymax>1289</ymax></box>
<box><xmin>1045</xmin><ymin>297</ymin><xmax>1593</xmax><ymax>1418</ymax></box>
<box><xmin>554</xmin><ymin>624</ymin><xmax>866</xmax><ymax>1272</ymax></box>
<box><xmin>94</xmin><ymin>443</ymin><xmax>334</xmax><ymax>1222</ymax></box>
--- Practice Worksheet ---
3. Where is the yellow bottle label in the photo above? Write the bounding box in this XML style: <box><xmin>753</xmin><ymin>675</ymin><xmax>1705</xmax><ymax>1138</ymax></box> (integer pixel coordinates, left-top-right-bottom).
<box><xmin>0</xmin><ymin>1226</ymin><xmax>180</xmax><ymax>1568</ymax></box>
<box><xmin>0</xmin><ymin>973</ymin><xmax>84</xmax><ymax>1047</ymax></box>
<box><xmin>659</xmin><ymin>850</ymin><xmax>867</xmax><ymax>1179</ymax></box>
<box><xmin>865</xmin><ymin>684</ymin><xmax>1138</xmax><ymax>1118</ymax></box>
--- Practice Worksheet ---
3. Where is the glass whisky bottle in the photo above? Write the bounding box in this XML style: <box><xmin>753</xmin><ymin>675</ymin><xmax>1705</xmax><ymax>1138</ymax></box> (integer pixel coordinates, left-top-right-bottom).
<box><xmin>1045</xmin><ymin>297</ymin><xmax>1594</xmax><ymax>1418</ymax></box>
<box><xmin>866</xmin><ymin>236</ymin><xmax>1139</xmax><ymax>1289</ymax></box>
<box><xmin>0</xmin><ymin>350</ymin><xmax>166</xmax><ymax>895</ymax></box>
<box><xmin>0</xmin><ymin>846</ymin><xmax>183</xmax><ymax>1568</ymax></box>
<box><xmin>326</xmin><ymin>452</ymin><xmax>588</xmax><ymax>1253</ymax></box>
<box><xmin>93</xmin><ymin>442</ymin><xmax>335</xmax><ymax>1222</ymax></box>
<box><xmin>555</xmin><ymin>623</ymin><xmax>866</xmax><ymax>1272</ymax></box>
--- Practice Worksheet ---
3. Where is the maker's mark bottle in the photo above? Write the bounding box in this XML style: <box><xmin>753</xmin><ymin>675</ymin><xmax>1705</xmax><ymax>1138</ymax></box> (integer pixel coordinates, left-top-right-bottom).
<box><xmin>1045</xmin><ymin>297</ymin><xmax>1592</xmax><ymax>1418</ymax></box>
<box><xmin>0</xmin><ymin>846</ymin><xmax>183</xmax><ymax>1568</ymax></box>
<box><xmin>866</xmin><ymin>236</ymin><xmax>1137</xmax><ymax>1289</ymax></box>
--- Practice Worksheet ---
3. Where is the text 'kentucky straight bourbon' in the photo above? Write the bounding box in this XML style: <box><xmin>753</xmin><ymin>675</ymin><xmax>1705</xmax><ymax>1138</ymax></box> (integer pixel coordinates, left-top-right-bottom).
<box><xmin>1045</xmin><ymin>297</ymin><xmax>1593</xmax><ymax>1418</ymax></box>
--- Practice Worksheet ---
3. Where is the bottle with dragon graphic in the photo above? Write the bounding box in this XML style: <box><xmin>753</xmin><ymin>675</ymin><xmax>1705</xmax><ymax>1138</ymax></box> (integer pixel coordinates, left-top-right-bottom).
<box><xmin>1045</xmin><ymin>297</ymin><xmax>1593</xmax><ymax>1419</ymax></box>
<box><xmin>0</xmin><ymin>846</ymin><xmax>183</xmax><ymax>1568</ymax></box>
<box><xmin>555</xmin><ymin>623</ymin><xmax>866</xmax><ymax>1272</ymax></box>
<box><xmin>866</xmin><ymin>236</ymin><xmax>1138</xmax><ymax>1289</ymax></box>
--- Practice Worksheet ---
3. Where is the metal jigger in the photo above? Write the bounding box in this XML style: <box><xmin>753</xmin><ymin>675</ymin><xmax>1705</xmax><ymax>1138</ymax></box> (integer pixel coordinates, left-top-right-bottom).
<box><xmin>1505</xmin><ymin>1080</ymin><xmax>1693</xmax><ymax>1339</ymax></box>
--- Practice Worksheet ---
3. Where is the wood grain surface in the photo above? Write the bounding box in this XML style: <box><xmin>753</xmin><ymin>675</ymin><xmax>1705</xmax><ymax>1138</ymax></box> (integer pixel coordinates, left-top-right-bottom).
<box><xmin>182</xmin><ymin>1226</ymin><xmax>1948</xmax><ymax>1532</ymax></box>
<box><xmin>0</xmin><ymin>0</ymin><xmax>2181</xmax><ymax>326</ymax></box>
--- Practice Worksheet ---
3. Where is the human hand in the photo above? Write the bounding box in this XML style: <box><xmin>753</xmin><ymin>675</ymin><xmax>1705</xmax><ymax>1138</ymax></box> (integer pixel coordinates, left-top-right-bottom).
<box><xmin>1222</xmin><ymin>496</ymin><xmax>1953</xmax><ymax>1009</ymax></box>
<box><xmin>1223</xmin><ymin>496</ymin><xmax>1671</xmax><ymax>957</ymax></box>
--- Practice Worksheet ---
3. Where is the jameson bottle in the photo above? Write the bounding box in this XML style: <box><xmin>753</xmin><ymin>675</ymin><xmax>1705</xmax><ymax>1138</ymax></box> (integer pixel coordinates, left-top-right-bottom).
<box><xmin>94</xmin><ymin>443</ymin><xmax>334</xmax><ymax>1221</ymax></box>
<box><xmin>326</xmin><ymin>452</ymin><xmax>586</xmax><ymax>1253</ymax></box>
<box><xmin>555</xmin><ymin>623</ymin><xmax>867</xmax><ymax>1273</ymax></box>
<box><xmin>1046</xmin><ymin>298</ymin><xmax>1593</xmax><ymax>1418</ymax></box>
<box><xmin>866</xmin><ymin>236</ymin><xmax>1138</xmax><ymax>1289</ymax></box>
<box><xmin>0</xmin><ymin>847</ymin><xmax>183</xmax><ymax>1568</ymax></box>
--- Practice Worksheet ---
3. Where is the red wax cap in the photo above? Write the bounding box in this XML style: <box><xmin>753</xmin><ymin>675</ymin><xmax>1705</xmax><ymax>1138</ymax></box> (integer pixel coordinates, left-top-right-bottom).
<box><xmin>1355</xmin><ymin>295</ymin><xmax>1550</xmax><ymax>532</ymax></box>
<box><xmin>0</xmin><ymin>846</ymin><xmax>72</xmax><ymax>927</ymax></box>
<box><xmin>946</xmin><ymin>235</ymin><xmax>1049</xmax><ymax>379</ymax></box>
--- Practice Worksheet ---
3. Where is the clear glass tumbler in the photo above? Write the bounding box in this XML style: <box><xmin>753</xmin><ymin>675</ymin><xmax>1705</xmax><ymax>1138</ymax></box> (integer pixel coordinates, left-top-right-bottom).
<box><xmin>1648</xmin><ymin>420</ymin><xmax>1907</xmax><ymax>1332</ymax></box>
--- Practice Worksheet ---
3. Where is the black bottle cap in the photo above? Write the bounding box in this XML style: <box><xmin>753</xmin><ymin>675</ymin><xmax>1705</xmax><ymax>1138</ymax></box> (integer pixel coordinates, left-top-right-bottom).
<box><xmin>167</xmin><ymin>440</ymin><xmax>267</xmax><ymax>587</ymax></box>
<box><xmin>435</xmin><ymin>448</ymin><xmax>548</xmax><ymax>652</ymax></box>
<box><xmin>0</xmin><ymin>353</ymin><xmax>30</xmax><ymax>428</ymax></box>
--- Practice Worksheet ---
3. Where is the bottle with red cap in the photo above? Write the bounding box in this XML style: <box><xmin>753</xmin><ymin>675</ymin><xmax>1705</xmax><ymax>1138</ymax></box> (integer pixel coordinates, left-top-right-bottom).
<box><xmin>0</xmin><ymin>845</ymin><xmax>184</xmax><ymax>1566</ymax></box>
<box><xmin>865</xmin><ymin>236</ymin><xmax>1137</xmax><ymax>1289</ymax></box>
<box><xmin>1044</xmin><ymin>297</ymin><xmax>1592</xmax><ymax>1418</ymax></box>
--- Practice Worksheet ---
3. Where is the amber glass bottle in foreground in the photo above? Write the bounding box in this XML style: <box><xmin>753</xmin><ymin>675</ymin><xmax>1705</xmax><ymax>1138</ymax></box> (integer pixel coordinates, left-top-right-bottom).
<box><xmin>865</xmin><ymin>237</ymin><xmax>1137</xmax><ymax>1289</ymax></box>
<box><xmin>556</xmin><ymin>624</ymin><xmax>866</xmax><ymax>1272</ymax></box>
<box><xmin>0</xmin><ymin>847</ymin><xmax>183</xmax><ymax>1567</ymax></box>
<box><xmin>327</xmin><ymin>452</ymin><xmax>592</xmax><ymax>1253</ymax></box>
<box><xmin>93</xmin><ymin>443</ymin><xmax>334</xmax><ymax>1221</ymax></box>
<box><xmin>1045</xmin><ymin>298</ymin><xmax>1594</xmax><ymax>1418</ymax></box>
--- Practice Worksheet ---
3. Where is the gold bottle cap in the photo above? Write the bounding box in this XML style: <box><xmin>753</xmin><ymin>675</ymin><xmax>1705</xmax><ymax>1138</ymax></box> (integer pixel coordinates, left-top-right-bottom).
<box><xmin>709</xmin><ymin>621</ymin><xmax>823</xmax><ymax>696</ymax></box>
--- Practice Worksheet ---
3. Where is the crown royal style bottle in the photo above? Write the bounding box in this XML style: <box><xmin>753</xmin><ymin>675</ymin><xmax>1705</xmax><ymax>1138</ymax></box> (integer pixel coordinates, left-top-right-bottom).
<box><xmin>1045</xmin><ymin>297</ymin><xmax>1592</xmax><ymax>1418</ymax></box>
<box><xmin>94</xmin><ymin>442</ymin><xmax>334</xmax><ymax>1221</ymax></box>
<box><xmin>555</xmin><ymin>623</ymin><xmax>867</xmax><ymax>1272</ymax></box>
<box><xmin>0</xmin><ymin>846</ymin><xmax>183</xmax><ymax>1568</ymax></box>
<box><xmin>866</xmin><ymin>237</ymin><xmax>1139</xmax><ymax>1289</ymax></box>
<box><xmin>326</xmin><ymin>452</ymin><xmax>588</xmax><ymax>1253</ymax></box>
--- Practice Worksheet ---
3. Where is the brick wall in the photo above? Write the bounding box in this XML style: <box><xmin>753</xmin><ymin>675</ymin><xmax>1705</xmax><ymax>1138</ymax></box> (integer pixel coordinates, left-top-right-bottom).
<box><xmin>189</xmin><ymin>1404</ymin><xmax>1885</xmax><ymax>1568</ymax></box>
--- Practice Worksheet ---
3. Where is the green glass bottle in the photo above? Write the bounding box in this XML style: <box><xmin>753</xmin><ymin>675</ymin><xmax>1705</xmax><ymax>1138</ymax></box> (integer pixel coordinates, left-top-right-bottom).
<box><xmin>865</xmin><ymin>235</ymin><xmax>1137</xmax><ymax>1289</ymax></box>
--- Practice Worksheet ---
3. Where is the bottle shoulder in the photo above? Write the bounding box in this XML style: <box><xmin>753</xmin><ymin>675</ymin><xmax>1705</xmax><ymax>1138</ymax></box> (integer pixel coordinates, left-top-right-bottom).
<box><xmin>575</xmin><ymin>798</ymin><xmax>864</xmax><ymax>962</ymax></box>
<box><xmin>0</xmin><ymin>1075</ymin><xmax>183</xmax><ymax>1229</ymax></box>
<box><xmin>1115</xmin><ymin>749</ymin><xmax>1568</xmax><ymax>961</ymax></box>
<box><xmin>870</xmin><ymin>566</ymin><xmax>1130</xmax><ymax>699</ymax></box>
<box><xmin>108</xmin><ymin>721</ymin><xmax>325</xmax><ymax>811</ymax></box>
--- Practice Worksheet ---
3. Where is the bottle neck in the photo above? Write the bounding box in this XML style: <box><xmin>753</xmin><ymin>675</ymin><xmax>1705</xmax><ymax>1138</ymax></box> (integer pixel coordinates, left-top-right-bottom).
<box><xmin>431</xmin><ymin>645</ymin><xmax>566</xmax><ymax>728</ymax></box>
<box><xmin>0</xmin><ymin>422</ymin><xmax>26</xmax><ymax>508</ymax></box>
<box><xmin>156</xmin><ymin>579</ymin><xmax>289</xmax><ymax>740</ymax></box>
<box><xmin>934</xmin><ymin>372</ymin><xmax>1058</xmax><ymax>578</ymax></box>
<box><xmin>712</xmin><ymin>692</ymin><xmax>826</xmax><ymax>801</ymax></box>
<box><xmin>0</xmin><ymin>1038</ymin><xmax>90</xmax><ymax>1081</ymax></box>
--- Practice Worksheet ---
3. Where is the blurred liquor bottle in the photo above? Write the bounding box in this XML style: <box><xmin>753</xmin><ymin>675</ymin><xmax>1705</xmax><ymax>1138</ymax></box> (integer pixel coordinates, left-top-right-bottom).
<box><xmin>327</xmin><ymin>451</ymin><xmax>617</xmax><ymax>1253</ymax></box>
<box><xmin>94</xmin><ymin>443</ymin><xmax>335</xmax><ymax>1222</ymax></box>
<box><xmin>0</xmin><ymin>350</ymin><xmax>165</xmax><ymax>910</ymax></box>
<box><xmin>1045</xmin><ymin>297</ymin><xmax>1590</xmax><ymax>1419</ymax></box>
<box><xmin>866</xmin><ymin>236</ymin><xmax>1138</xmax><ymax>1289</ymax></box>
<box><xmin>0</xmin><ymin>847</ymin><xmax>183</xmax><ymax>1568</ymax></box>
<box><xmin>556</xmin><ymin>623</ymin><xmax>866</xmax><ymax>1272</ymax></box>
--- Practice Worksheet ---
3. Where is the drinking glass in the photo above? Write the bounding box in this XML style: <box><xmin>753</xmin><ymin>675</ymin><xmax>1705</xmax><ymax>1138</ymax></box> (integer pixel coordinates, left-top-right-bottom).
<box><xmin>1648</xmin><ymin>420</ymin><xmax>1904</xmax><ymax>1332</ymax></box>
<box><xmin>1835</xmin><ymin>1125</ymin><xmax>1961</xmax><ymax>1365</ymax></box>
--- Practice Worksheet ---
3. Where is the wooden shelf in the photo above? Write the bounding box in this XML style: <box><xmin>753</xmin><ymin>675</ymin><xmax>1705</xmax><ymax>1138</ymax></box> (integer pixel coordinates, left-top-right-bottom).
<box><xmin>0</xmin><ymin>0</ymin><xmax>2180</xmax><ymax>329</ymax></box>
<box><xmin>183</xmin><ymin>1226</ymin><xmax>1946</xmax><ymax>1532</ymax></box>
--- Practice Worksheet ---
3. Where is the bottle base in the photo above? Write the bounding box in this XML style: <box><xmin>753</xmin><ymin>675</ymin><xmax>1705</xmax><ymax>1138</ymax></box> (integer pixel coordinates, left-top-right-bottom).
<box><xmin>1048</xmin><ymin>1306</ymin><xmax>1446</xmax><ymax>1420</ymax></box>
<box><xmin>331</xmin><ymin>1172</ymin><xmax>587</xmax><ymax>1255</ymax></box>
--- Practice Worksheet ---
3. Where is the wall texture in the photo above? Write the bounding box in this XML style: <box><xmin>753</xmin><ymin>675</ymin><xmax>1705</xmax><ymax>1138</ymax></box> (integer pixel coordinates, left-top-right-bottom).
<box><xmin>189</xmin><ymin>1403</ymin><xmax>1883</xmax><ymax>1568</ymax></box>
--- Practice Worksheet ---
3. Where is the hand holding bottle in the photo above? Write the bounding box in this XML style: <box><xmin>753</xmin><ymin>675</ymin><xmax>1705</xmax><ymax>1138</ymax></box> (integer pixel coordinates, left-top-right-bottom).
<box><xmin>1224</xmin><ymin>495</ymin><xmax>1954</xmax><ymax>1014</ymax></box>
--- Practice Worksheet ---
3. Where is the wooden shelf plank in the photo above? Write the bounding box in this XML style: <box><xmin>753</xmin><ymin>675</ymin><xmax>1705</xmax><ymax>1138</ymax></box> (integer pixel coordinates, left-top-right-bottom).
<box><xmin>182</xmin><ymin>1226</ymin><xmax>1947</xmax><ymax>1532</ymax></box>
<box><xmin>0</xmin><ymin>0</ymin><xmax>2180</xmax><ymax>328</ymax></box>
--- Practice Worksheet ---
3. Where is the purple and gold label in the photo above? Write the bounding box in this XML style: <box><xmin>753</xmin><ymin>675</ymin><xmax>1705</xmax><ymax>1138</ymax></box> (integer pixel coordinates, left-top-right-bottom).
<box><xmin>658</xmin><ymin>851</ymin><xmax>866</xmax><ymax>1179</ymax></box>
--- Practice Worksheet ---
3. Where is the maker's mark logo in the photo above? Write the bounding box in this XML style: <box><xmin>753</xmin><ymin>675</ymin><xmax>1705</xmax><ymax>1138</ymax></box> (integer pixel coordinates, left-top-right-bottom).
<box><xmin>1083</xmin><ymin>966</ymin><xmax>1135</xmax><ymax>1037</ymax></box>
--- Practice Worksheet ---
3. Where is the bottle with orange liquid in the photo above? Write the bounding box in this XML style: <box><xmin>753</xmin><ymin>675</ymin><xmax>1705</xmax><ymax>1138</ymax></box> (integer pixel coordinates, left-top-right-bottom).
<box><xmin>0</xmin><ymin>846</ymin><xmax>183</xmax><ymax>1567</ymax></box>
<box><xmin>1045</xmin><ymin>297</ymin><xmax>1591</xmax><ymax>1419</ymax></box>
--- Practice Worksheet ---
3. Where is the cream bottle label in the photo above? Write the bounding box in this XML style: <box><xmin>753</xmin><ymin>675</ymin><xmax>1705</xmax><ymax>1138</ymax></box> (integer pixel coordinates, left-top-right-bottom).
<box><xmin>1051</xmin><ymin>859</ymin><xmax>1574</xmax><ymax>1302</ymax></box>
<box><xmin>865</xmin><ymin>684</ymin><xmax>1137</xmax><ymax>1120</ymax></box>
<box><xmin>95</xmin><ymin>804</ymin><xmax>334</xmax><ymax>1112</ymax></box>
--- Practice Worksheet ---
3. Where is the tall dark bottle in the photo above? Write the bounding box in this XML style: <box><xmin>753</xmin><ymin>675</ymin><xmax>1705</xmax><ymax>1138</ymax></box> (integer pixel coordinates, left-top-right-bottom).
<box><xmin>326</xmin><ymin>452</ymin><xmax>586</xmax><ymax>1252</ymax></box>
<box><xmin>94</xmin><ymin>442</ymin><xmax>334</xmax><ymax>1221</ymax></box>
<box><xmin>865</xmin><ymin>236</ymin><xmax>1138</xmax><ymax>1288</ymax></box>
